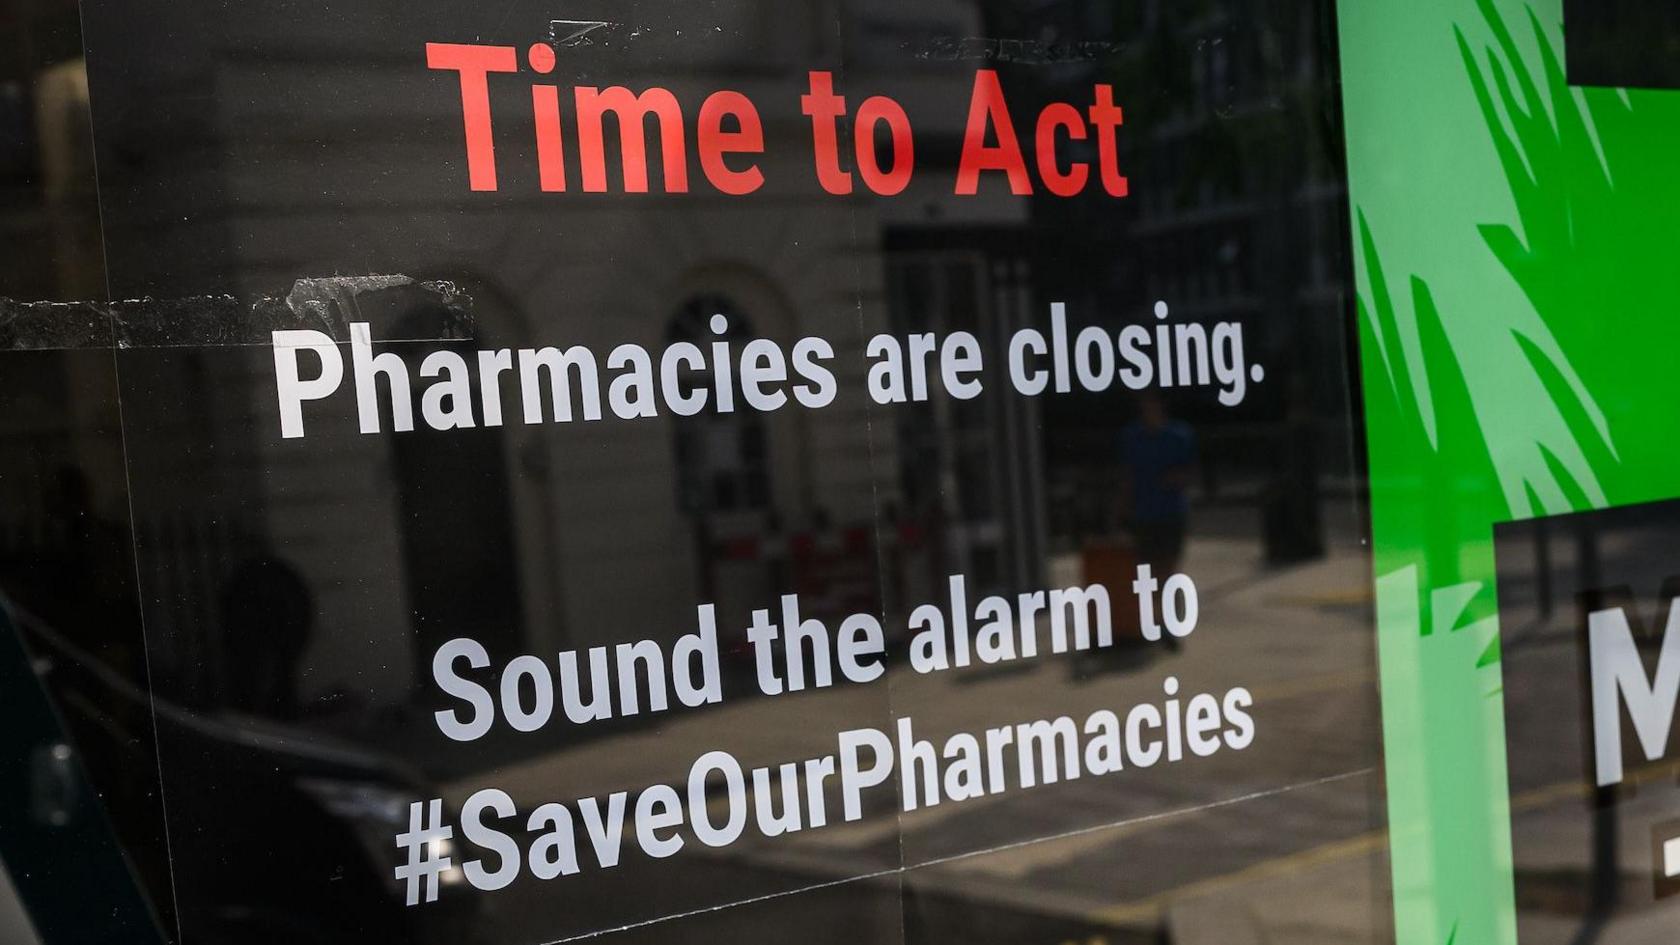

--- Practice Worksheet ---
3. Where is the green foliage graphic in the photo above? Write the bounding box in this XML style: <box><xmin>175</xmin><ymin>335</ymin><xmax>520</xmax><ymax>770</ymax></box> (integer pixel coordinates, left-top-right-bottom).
<box><xmin>1343</xmin><ymin>0</ymin><xmax>1680</xmax><ymax>943</ymax></box>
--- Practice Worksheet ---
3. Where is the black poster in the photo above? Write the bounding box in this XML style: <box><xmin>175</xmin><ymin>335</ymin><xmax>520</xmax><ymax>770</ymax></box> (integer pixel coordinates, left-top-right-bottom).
<box><xmin>1496</xmin><ymin>500</ymin><xmax>1680</xmax><ymax>941</ymax></box>
<box><xmin>3</xmin><ymin>2</ymin><xmax>1386</xmax><ymax>943</ymax></box>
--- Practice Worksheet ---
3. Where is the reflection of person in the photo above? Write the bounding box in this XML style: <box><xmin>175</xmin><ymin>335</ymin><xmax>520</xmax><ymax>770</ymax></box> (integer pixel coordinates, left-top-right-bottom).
<box><xmin>221</xmin><ymin>555</ymin><xmax>314</xmax><ymax>719</ymax></box>
<box><xmin>1119</xmin><ymin>392</ymin><xmax>1196</xmax><ymax>575</ymax></box>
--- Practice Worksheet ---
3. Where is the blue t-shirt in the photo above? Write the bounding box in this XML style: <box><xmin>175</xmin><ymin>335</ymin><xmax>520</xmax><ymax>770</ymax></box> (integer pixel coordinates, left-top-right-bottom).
<box><xmin>1120</xmin><ymin>420</ymin><xmax>1195</xmax><ymax>523</ymax></box>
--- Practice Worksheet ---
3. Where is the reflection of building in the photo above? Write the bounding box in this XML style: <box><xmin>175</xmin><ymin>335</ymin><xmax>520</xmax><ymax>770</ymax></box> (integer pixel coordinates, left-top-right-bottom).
<box><xmin>56</xmin><ymin>0</ymin><xmax>1051</xmax><ymax>709</ymax></box>
<box><xmin>8</xmin><ymin>0</ymin><xmax>1358</xmax><ymax>714</ymax></box>
<box><xmin>982</xmin><ymin>0</ymin><xmax>1348</xmax><ymax>563</ymax></box>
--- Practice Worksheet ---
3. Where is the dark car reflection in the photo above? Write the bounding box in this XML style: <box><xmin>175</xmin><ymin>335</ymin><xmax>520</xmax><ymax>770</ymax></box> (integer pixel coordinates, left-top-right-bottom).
<box><xmin>7</xmin><ymin>599</ymin><xmax>482</xmax><ymax>944</ymax></box>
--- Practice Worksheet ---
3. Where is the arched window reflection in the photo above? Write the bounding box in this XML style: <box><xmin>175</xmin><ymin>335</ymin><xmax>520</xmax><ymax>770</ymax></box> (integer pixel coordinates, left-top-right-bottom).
<box><xmin>667</xmin><ymin>295</ymin><xmax>771</xmax><ymax>516</ymax></box>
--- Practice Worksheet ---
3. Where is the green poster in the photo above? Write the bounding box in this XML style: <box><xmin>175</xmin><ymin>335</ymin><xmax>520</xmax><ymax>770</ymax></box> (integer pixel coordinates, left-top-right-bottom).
<box><xmin>1339</xmin><ymin>0</ymin><xmax>1680</xmax><ymax>941</ymax></box>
